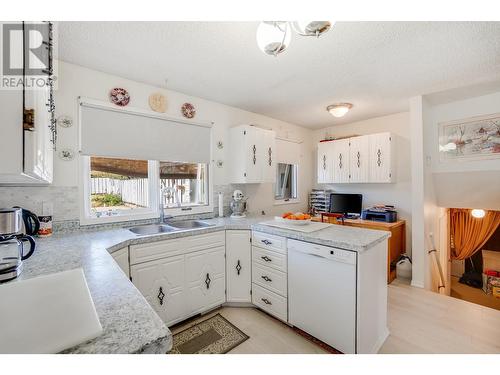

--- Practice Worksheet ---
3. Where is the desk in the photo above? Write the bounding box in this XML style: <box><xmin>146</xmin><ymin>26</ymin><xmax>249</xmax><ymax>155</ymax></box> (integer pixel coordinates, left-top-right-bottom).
<box><xmin>312</xmin><ymin>216</ymin><xmax>406</xmax><ymax>283</ymax></box>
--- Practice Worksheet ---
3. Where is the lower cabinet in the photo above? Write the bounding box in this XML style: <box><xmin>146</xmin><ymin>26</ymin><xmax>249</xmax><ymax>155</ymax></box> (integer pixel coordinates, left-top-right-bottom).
<box><xmin>185</xmin><ymin>246</ymin><xmax>226</xmax><ymax>314</ymax></box>
<box><xmin>111</xmin><ymin>247</ymin><xmax>130</xmax><ymax>278</ymax></box>
<box><xmin>225</xmin><ymin>230</ymin><xmax>252</xmax><ymax>303</ymax></box>
<box><xmin>130</xmin><ymin>233</ymin><xmax>226</xmax><ymax>327</ymax></box>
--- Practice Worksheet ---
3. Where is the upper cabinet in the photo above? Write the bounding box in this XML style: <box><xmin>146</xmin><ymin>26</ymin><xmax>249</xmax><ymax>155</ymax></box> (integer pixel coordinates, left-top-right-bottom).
<box><xmin>0</xmin><ymin>22</ymin><xmax>55</xmax><ymax>185</ymax></box>
<box><xmin>317</xmin><ymin>132</ymin><xmax>394</xmax><ymax>184</ymax></box>
<box><xmin>229</xmin><ymin>125</ymin><xmax>276</xmax><ymax>184</ymax></box>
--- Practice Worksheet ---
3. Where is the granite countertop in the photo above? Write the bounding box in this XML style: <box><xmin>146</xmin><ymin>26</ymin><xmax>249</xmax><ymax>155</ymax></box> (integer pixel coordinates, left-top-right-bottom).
<box><xmin>13</xmin><ymin>215</ymin><xmax>273</xmax><ymax>354</ymax></box>
<box><xmin>13</xmin><ymin>214</ymin><xmax>386</xmax><ymax>353</ymax></box>
<box><xmin>251</xmin><ymin>221</ymin><xmax>390</xmax><ymax>252</ymax></box>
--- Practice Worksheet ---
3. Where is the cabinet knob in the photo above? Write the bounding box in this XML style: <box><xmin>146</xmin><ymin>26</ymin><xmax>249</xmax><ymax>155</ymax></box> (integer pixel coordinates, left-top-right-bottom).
<box><xmin>377</xmin><ymin>149</ymin><xmax>382</xmax><ymax>167</ymax></box>
<box><xmin>261</xmin><ymin>239</ymin><xmax>272</xmax><ymax>245</ymax></box>
<box><xmin>339</xmin><ymin>153</ymin><xmax>343</xmax><ymax>169</ymax></box>
<box><xmin>261</xmin><ymin>298</ymin><xmax>272</xmax><ymax>305</ymax></box>
<box><xmin>323</xmin><ymin>155</ymin><xmax>327</xmax><ymax>170</ymax></box>
<box><xmin>261</xmin><ymin>275</ymin><xmax>272</xmax><ymax>282</ymax></box>
<box><xmin>205</xmin><ymin>273</ymin><xmax>211</xmax><ymax>289</ymax></box>
<box><xmin>157</xmin><ymin>286</ymin><xmax>165</xmax><ymax>306</ymax></box>
<box><xmin>236</xmin><ymin>260</ymin><xmax>242</xmax><ymax>276</ymax></box>
<box><xmin>252</xmin><ymin>145</ymin><xmax>257</xmax><ymax>165</ymax></box>
<box><xmin>261</xmin><ymin>256</ymin><xmax>272</xmax><ymax>262</ymax></box>
<box><xmin>268</xmin><ymin>147</ymin><xmax>272</xmax><ymax>166</ymax></box>
<box><xmin>357</xmin><ymin>151</ymin><xmax>361</xmax><ymax>168</ymax></box>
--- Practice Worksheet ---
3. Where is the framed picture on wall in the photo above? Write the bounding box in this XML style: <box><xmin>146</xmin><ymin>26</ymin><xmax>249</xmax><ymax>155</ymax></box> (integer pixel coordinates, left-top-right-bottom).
<box><xmin>438</xmin><ymin>112</ymin><xmax>500</xmax><ymax>161</ymax></box>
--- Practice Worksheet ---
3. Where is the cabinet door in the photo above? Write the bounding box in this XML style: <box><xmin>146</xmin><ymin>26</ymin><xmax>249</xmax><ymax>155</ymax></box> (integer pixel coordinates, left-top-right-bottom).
<box><xmin>349</xmin><ymin>136</ymin><xmax>370</xmax><ymax>183</ymax></box>
<box><xmin>130</xmin><ymin>255</ymin><xmax>186</xmax><ymax>326</ymax></box>
<box><xmin>369</xmin><ymin>133</ymin><xmax>393</xmax><ymax>183</ymax></box>
<box><xmin>185</xmin><ymin>246</ymin><xmax>226</xmax><ymax>315</ymax></box>
<box><xmin>261</xmin><ymin>130</ymin><xmax>276</xmax><ymax>183</ymax></box>
<box><xmin>226</xmin><ymin>230</ymin><xmax>251</xmax><ymax>303</ymax></box>
<box><xmin>332</xmin><ymin>139</ymin><xmax>350</xmax><ymax>183</ymax></box>
<box><xmin>243</xmin><ymin>127</ymin><xmax>262</xmax><ymax>183</ymax></box>
<box><xmin>317</xmin><ymin>142</ymin><xmax>333</xmax><ymax>183</ymax></box>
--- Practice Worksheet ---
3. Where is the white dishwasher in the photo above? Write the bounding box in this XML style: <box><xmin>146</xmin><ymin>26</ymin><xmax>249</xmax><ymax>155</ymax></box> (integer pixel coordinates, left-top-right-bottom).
<box><xmin>288</xmin><ymin>239</ymin><xmax>357</xmax><ymax>354</ymax></box>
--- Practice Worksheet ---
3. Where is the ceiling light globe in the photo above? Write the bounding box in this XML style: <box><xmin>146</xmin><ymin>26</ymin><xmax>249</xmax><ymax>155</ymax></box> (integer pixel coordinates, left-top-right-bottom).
<box><xmin>471</xmin><ymin>209</ymin><xmax>486</xmax><ymax>219</ymax></box>
<box><xmin>327</xmin><ymin>103</ymin><xmax>353</xmax><ymax>118</ymax></box>
<box><xmin>293</xmin><ymin>21</ymin><xmax>334</xmax><ymax>36</ymax></box>
<box><xmin>256</xmin><ymin>21</ymin><xmax>291</xmax><ymax>56</ymax></box>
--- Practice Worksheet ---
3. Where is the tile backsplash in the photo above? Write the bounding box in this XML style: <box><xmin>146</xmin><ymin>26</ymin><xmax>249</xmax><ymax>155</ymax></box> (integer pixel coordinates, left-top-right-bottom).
<box><xmin>0</xmin><ymin>184</ymin><xmax>245</xmax><ymax>232</ymax></box>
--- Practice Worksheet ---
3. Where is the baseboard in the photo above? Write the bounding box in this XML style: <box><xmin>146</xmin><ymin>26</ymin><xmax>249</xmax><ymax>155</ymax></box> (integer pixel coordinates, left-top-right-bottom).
<box><xmin>411</xmin><ymin>280</ymin><xmax>425</xmax><ymax>288</ymax></box>
<box><xmin>370</xmin><ymin>328</ymin><xmax>390</xmax><ymax>354</ymax></box>
<box><xmin>223</xmin><ymin>302</ymin><xmax>254</xmax><ymax>308</ymax></box>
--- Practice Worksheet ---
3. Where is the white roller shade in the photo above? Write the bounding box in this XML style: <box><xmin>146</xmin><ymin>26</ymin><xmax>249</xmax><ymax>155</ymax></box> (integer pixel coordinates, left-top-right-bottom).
<box><xmin>276</xmin><ymin>138</ymin><xmax>300</xmax><ymax>165</ymax></box>
<box><xmin>79</xmin><ymin>99</ymin><xmax>211</xmax><ymax>163</ymax></box>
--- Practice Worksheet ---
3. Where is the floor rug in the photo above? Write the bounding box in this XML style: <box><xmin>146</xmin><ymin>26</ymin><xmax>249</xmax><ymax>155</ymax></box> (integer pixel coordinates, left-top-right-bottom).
<box><xmin>169</xmin><ymin>313</ymin><xmax>249</xmax><ymax>354</ymax></box>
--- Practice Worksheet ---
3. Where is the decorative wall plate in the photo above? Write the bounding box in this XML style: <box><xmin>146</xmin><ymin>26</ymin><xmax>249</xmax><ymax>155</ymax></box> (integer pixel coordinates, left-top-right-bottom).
<box><xmin>149</xmin><ymin>93</ymin><xmax>167</xmax><ymax>113</ymax></box>
<box><xmin>181</xmin><ymin>102</ymin><xmax>196</xmax><ymax>119</ymax></box>
<box><xmin>109</xmin><ymin>88</ymin><xmax>130</xmax><ymax>106</ymax></box>
<box><xmin>216</xmin><ymin>160</ymin><xmax>224</xmax><ymax>168</ymax></box>
<box><xmin>57</xmin><ymin>115</ymin><xmax>73</xmax><ymax>128</ymax></box>
<box><xmin>58</xmin><ymin>148</ymin><xmax>75</xmax><ymax>161</ymax></box>
<box><xmin>217</xmin><ymin>141</ymin><xmax>224</xmax><ymax>149</ymax></box>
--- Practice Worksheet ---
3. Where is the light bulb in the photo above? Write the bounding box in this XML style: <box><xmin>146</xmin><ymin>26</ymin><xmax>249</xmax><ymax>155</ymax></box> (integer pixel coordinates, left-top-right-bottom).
<box><xmin>256</xmin><ymin>22</ymin><xmax>291</xmax><ymax>56</ymax></box>
<box><xmin>471</xmin><ymin>209</ymin><xmax>486</xmax><ymax>218</ymax></box>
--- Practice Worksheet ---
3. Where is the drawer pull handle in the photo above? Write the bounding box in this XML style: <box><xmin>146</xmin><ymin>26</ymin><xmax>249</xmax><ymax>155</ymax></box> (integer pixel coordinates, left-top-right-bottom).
<box><xmin>261</xmin><ymin>239</ymin><xmax>272</xmax><ymax>245</ymax></box>
<box><xmin>261</xmin><ymin>256</ymin><xmax>272</xmax><ymax>262</ymax></box>
<box><xmin>205</xmin><ymin>273</ymin><xmax>211</xmax><ymax>289</ymax></box>
<box><xmin>261</xmin><ymin>275</ymin><xmax>272</xmax><ymax>282</ymax></box>
<box><xmin>236</xmin><ymin>260</ymin><xmax>242</xmax><ymax>275</ymax></box>
<box><xmin>157</xmin><ymin>287</ymin><xmax>165</xmax><ymax>306</ymax></box>
<box><xmin>261</xmin><ymin>298</ymin><xmax>272</xmax><ymax>305</ymax></box>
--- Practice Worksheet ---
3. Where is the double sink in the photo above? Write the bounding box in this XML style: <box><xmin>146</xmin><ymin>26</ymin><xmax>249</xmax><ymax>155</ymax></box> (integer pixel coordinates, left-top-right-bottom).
<box><xmin>128</xmin><ymin>220</ymin><xmax>214</xmax><ymax>236</ymax></box>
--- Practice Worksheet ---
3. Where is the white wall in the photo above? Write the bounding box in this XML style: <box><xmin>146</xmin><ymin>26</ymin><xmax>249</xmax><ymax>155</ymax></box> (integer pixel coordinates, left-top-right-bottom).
<box><xmin>312</xmin><ymin>112</ymin><xmax>413</xmax><ymax>254</ymax></box>
<box><xmin>0</xmin><ymin>61</ymin><xmax>314</xmax><ymax>223</ymax></box>
<box><xmin>425</xmin><ymin>90</ymin><xmax>500</xmax><ymax>210</ymax></box>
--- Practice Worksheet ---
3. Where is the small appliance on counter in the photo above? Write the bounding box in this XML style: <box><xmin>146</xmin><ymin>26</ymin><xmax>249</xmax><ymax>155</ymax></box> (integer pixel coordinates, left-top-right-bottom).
<box><xmin>229</xmin><ymin>190</ymin><xmax>247</xmax><ymax>218</ymax></box>
<box><xmin>0</xmin><ymin>208</ymin><xmax>37</xmax><ymax>283</ymax></box>
<box><xmin>361</xmin><ymin>205</ymin><xmax>398</xmax><ymax>223</ymax></box>
<box><xmin>13</xmin><ymin>206</ymin><xmax>40</xmax><ymax>236</ymax></box>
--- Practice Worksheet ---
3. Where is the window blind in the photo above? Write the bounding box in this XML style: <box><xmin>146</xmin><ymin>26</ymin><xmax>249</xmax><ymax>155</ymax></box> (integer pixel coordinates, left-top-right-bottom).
<box><xmin>79</xmin><ymin>100</ymin><xmax>211</xmax><ymax>163</ymax></box>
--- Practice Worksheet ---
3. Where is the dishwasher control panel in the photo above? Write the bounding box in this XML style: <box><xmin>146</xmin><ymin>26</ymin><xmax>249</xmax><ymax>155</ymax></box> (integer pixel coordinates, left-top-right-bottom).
<box><xmin>287</xmin><ymin>239</ymin><xmax>356</xmax><ymax>265</ymax></box>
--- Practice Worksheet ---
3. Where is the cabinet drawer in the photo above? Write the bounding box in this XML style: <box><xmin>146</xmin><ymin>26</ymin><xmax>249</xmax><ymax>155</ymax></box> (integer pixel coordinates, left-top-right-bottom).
<box><xmin>252</xmin><ymin>283</ymin><xmax>287</xmax><ymax>322</ymax></box>
<box><xmin>186</xmin><ymin>231</ymin><xmax>225</xmax><ymax>252</ymax></box>
<box><xmin>130</xmin><ymin>238</ymin><xmax>184</xmax><ymax>265</ymax></box>
<box><xmin>252</xmin><ymin>263</ymin><xmax>287</xmax><ymax>297</ymax></box>
<box><xmin>252</xmin><ymin>246</ymin><xmax>286</xmax><ymax>272</ymax></box>
<box><xmin>252</xmin><ymin>231</ymin><xmax>286</xmax><ymax>254</ymax></box>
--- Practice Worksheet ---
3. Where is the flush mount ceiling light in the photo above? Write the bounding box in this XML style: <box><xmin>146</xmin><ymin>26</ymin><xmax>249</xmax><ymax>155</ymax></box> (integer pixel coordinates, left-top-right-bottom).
<box><xmin>256</xmin><ymin>21</ymin><xmax>333</xmax><ymax>56</ymax></box>
<box><xmin>327</xmin><ymin>103</ymin><xmax>353</xmax><ymax>118</ymax></box>
<box><xmin>471</xmin><ymin>209</ymin><xmax>486</xmax><ymax>218</ymax></box>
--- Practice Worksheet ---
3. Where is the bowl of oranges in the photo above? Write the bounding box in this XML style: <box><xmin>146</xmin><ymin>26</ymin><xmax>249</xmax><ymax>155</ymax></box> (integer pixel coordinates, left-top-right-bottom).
<box><xmin>279</xmin><ymin>212</ymin><xmax>312</xmax><ymax>225</ymax></box>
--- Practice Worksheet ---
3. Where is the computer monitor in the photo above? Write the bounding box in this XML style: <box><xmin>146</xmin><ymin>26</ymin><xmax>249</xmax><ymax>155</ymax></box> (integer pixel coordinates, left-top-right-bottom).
<box><xmin>329</xmin><ymin>193</ymin><xmax>363</xmax><ymax>217</ymax></box>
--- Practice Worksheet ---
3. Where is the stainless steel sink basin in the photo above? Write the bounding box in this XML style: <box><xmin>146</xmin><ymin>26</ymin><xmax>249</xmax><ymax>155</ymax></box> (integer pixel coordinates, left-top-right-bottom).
<box><xmin>165</xmin><ymin>220</ymin><xmax>214</xmax><ymax>229</ymax></box>
<box><xmin>128</xmin><ymin>224</ymin><xmax>177</xmax><ymax>235</ymax></box>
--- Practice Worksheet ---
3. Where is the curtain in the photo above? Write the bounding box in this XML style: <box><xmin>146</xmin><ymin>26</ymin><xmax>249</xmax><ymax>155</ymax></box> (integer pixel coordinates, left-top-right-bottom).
<box><xmin>450</xmin><ymin>209</ymin><xmax>500</xmax><ymax>260</ymax></box>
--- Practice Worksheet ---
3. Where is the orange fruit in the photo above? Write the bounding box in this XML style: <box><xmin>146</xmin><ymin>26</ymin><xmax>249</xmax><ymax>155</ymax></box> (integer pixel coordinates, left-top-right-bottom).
<box><xmin>282</xmin><ymin>212</ymin><xmax>293</xmax><ymax>218</ymax></box>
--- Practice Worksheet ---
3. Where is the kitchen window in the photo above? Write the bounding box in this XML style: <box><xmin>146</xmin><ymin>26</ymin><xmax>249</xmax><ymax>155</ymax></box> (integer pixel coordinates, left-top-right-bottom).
<box><xmin>80</xmin><ymin>156</ymin><xmax>159</xmax><ymax>224</ymax></box>
<box><xmin>159</xmin><ymin>161</ymin><xmax>210</xmax><ymax>214</ymax></box>
<box><xmin>275</xmin><ymin>163</ymin><xmax>298</xmax><ymax>203</ymax></box>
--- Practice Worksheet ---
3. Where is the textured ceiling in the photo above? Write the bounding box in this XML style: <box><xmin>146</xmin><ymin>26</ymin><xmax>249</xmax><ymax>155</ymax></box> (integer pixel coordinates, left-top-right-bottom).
<box><xmin>58</xmin><ymin>21</ymin><xmax>500</xmax><ymax>129</ymax></box>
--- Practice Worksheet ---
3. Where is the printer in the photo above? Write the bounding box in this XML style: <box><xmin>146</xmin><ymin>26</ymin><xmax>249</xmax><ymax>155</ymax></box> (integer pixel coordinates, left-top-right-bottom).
<box><xmin>361</xmin><ymin>205</ymin><xmax>398</xmax><ymax>223</ymax></box>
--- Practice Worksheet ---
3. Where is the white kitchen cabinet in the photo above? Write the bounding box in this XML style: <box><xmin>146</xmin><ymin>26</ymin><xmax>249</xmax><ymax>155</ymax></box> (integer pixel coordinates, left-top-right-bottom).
<box><xmin>251</xmin><ymin>230</ymin><xmax>288</xmax><ymax>322</ymax></box>
<box><xmin>225</xmin><ymin>230</ymin><xmax>252</xmax><ymax>303</ymax></box>
<box><xmin>111</xmin><ymin>247</ymin><xmax>130</xmax><ymax>278</ymax></box>
<box><xmin>348</xmin><ymin>135</ymin><xmax>370</xmax><ymax>183</ymax></box>
<box><xmin>0</xmin><ymin>21</ymin><xmax>54</xmax><ymax>185</ymax></box>
<box><xmin>130</xmin><ymin>232</ymin><xmax>226</xmax><ymax>327</ymax></box>
<box><xmin>317</xmin><ymin>141</ymin><xmax>333</xmax><ymax>184</ymax></box>
<box><xmin>369</xmin><ymin>132</ymin><xmax>394</xmax><ymax>183</ymax></box>
<box><xmin>331</xmin><ymin>138</ymin><xmax>350</xmax><ymax>183</ymax></box>
<box><xmin>316</xmin><ymin>133</ymin><xmax>395</xmax><ymax>184</ymax></box>
<box><xmin>185</xmin><ymin>246</ymin><xmax>226</xmax><ymax>315</ymax></box>
<box><xmin>229</xmin><ymin>125</ymin><xmax>276</xmax><ymax>184</ymax></box>
<box><xmin>130</xmin><ymin>255</ymin><xmax>186</xmax><ymax>326</ymax></box>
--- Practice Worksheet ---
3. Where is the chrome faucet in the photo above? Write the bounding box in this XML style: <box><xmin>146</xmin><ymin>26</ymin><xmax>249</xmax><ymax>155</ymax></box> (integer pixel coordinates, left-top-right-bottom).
<box><xmin>159</xmin><ymin>187</ymin><xmax>177</xmax><ymax>223</ymax></box>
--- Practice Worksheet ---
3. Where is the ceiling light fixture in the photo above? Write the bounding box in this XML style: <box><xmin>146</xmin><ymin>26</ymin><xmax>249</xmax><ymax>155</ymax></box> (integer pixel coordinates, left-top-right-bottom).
<box><xmin>327</xmin><ymin>103</ymin><xmax>353</xmax><ymax>118</ymax></box>
<box><xmin>256</xmin><ymin>21</ymin><xmax>332</xmax><ymax>56</ymax></box>
<box><xmin>471</xmin><ymin>209</ymin><xmax>486</xmax><ymax>219</ymax></box>
<box><xmin>291</xmin><ymin>21</ymin><xmax>334</xmax><ymax>37</ymax></box>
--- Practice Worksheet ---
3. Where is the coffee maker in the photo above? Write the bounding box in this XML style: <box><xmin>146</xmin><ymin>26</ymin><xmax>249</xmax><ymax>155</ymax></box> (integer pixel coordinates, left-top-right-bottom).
<box><xmin>0</xmin><ymin>208</ymin><xmax>36</xmax><ymax>282</ymax></box>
